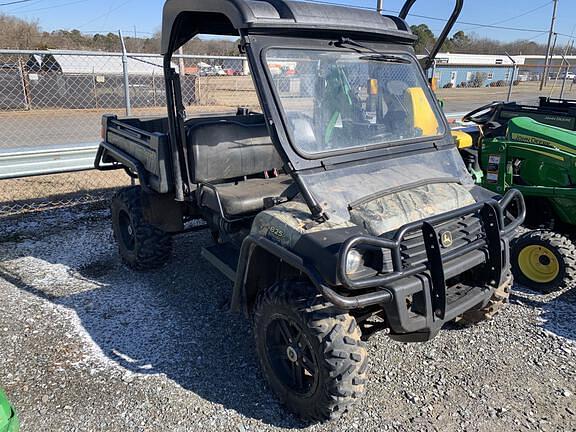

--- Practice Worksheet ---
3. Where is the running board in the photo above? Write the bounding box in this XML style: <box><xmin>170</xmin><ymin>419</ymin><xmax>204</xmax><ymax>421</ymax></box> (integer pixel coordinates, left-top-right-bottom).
<box><xmin>201</xmin><ymin>243</ymin><xmax>239</xmax><ymax>282</ymax></box>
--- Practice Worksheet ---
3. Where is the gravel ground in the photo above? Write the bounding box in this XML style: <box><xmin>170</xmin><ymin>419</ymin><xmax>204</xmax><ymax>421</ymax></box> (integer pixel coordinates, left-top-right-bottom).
<box><xmin>0</xmin><ymin>207</ymin><xmax>574</xmax><ymax>432</ymax></box>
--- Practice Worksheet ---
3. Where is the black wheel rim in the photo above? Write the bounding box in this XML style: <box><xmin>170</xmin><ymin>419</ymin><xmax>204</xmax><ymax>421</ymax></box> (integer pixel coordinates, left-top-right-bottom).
<box><xmin>265</xmin><ymin>315</ymin><xmax>319</xmax><ymax>397</ymax></box>
<box><xmin>118</xmin><ymin>210</ymin><xmax>136</xmax><ymax>251</ymax></box>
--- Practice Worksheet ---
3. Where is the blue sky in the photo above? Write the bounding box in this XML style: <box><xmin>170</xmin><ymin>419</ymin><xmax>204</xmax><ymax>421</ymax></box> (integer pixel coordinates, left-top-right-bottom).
<box><xmin>1</xmin><ymin>0</ymin><xmax>574</xmax><ymax>45</ymax></box>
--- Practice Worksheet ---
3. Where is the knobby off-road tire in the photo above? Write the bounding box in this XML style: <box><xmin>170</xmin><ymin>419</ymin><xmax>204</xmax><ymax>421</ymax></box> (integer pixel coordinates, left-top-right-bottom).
<box><xmin>512</xmin><ymin>230</ymin><xmax>576</xmax><ymax>292</ymax></box>
<box><xmin>459</xmin><ymin>272</ymin><xmax>513</xmax><ymax>325</ymax></box>
<box><xmin>253</xmin><ymin>282</ymin><xmax>368</xmax><ymax>422</ymax></box>
<box><xmin>111</xmin><ymin>187</ymin><xmax>172</xmax><ymax>271</ymax></box>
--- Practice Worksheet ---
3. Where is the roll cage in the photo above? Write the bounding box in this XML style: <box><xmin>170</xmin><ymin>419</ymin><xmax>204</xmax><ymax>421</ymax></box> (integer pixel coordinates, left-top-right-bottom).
<box><xmin>161</xmin><ymin>0</ymin><xmax>464</xmax><ymax>221</ymax></box>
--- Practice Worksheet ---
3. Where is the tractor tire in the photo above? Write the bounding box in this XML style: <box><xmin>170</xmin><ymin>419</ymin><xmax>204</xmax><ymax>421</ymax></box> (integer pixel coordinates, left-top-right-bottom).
<box><xmin>511</xmin><ymin>230</ymin><xmax>576</xmax><ymax>292</ymax></box>
<box><xmin>111</xmin><ymin>186</ymin><xmax>172</xmax><ymax>271</ymax></box>
<box><xmin>459</xmin><ymin>272</ymin><xmax>513</xmax><ymax>325</ymax></box>
<box><xmin>253</xmin><ymin>281</ymin><xmax>368</xmax><ymax>422</ymax></box>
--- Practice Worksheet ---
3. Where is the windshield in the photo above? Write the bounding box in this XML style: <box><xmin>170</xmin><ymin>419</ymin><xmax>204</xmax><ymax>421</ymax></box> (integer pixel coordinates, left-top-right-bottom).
<box><xmin>265</xmin><ymin>48</ymin><xmax>446</xmax><ymax>155</ymax></box>
<box><xmin>302</xmin><ymin>147</ymin><xmax>473</xmax><ymax>222</ymax></box>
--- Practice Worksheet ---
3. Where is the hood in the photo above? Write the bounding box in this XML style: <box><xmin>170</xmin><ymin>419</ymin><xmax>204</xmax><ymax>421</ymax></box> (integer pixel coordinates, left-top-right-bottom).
<box><xmin>299</xmin><ymin>147</ymin><xmax>475</xmax><ymax>222</ymax></box>
<box><xmin>349</xmin><ymin>182</ymin><xmax>476</xmax><ymax>236</ymax></box>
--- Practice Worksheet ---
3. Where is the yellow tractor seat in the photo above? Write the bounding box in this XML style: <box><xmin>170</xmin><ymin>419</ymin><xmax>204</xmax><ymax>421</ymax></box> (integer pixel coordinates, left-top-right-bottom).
<box><xmin>451</xmin><ymin>130</ymin><xmax>473</xmax><ymax>149</ymax></box>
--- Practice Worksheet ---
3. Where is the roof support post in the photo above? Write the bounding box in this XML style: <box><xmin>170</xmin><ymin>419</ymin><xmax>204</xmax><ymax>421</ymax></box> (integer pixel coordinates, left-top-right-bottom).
<box><xmin>119</xmin><ymin>31</ymin><xmax>132</xmax><ymax>116</ymax></box>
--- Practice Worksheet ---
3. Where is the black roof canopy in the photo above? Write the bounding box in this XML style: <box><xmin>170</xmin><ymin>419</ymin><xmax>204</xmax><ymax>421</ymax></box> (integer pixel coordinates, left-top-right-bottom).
<box><xmin>161</xmin><ymin>0</ymin><xmax>415</xmax><ymax>54</ymax></box>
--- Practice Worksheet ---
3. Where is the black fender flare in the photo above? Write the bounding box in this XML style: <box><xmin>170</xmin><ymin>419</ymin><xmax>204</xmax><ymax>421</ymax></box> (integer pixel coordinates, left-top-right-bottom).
<box><xmin>231</xmin><ymin>235</ymin><xmax>393</xmax><ymax>316</ymax></box>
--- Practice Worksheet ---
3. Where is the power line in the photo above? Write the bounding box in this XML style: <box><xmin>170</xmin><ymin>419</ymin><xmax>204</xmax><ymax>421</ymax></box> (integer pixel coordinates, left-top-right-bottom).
<box><xmin>75</xmin><ymin>0</ymin><xmax>133</xmax><ymax>30</ymax></box>
<box><xmin>460</xmin><ymin>1</ymin><xmax>553</xmax><ymax>32</ymax></box>
<box><xmin>7</xmin><ymin>0</ymin><xmax>90</xmax><ymax>14</ymax></box>
<box><xmin>303</xmin><ymin>0</ymin><xmax>549</xmax><ymax>33</ymax></box>
<box><xmin>0</xmin><ymin>0</ymin><xmax>44</xmax><ymax>12</ymax></box>
<box><xmin>0</xmin><ymin>0</ymin><xmax>34</xmax><ymax>6</ymax></box>
<box><xmin>383</xmin><ymin>9</ymin><xmax>548</xmax><ymax>33</ymax></box>
<box><xmin>541</xmin><ymin>0</ymin><xmax>558</xmax><ymax>89</ymax></box>
<box><xmin>527</xmin><ymin>31</ymin><xmax>550</xmax><ymax>42</ymax></box>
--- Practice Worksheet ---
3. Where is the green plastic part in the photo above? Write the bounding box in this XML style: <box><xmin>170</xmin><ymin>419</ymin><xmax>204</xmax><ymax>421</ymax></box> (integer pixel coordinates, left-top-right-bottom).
<box><xmin>506</xmin><ymin>117</ymin><xmax>576</xmax><ymax>153</ymax></box>
<box><xmin>480</xmin><ymin>116</ymin><xmax>576</xmax><ymax>225</ymax></box>
<box><xmin>0</xmin><ymin>390</ymin><xmax>19</xmax><ymax>432</ymax></box>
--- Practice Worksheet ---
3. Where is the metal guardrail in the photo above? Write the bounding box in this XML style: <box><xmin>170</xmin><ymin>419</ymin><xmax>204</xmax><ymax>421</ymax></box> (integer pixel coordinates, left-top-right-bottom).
<box><xmin>0</xmin><ymin>143</ymin><xmax>99</xmax><ymax>180</ymax></box>
<box><xmin>0</xmin><ymin>49</ymin><xmax>246</xmax><ymax>60</ymax></box>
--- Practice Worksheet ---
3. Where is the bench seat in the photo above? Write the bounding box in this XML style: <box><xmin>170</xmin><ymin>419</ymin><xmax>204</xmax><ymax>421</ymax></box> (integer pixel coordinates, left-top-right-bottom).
<box><xmin>186</xmin><ymin>114</ymin><xmax>293</xmax><ymax>217</ymax></box>
<box><xmin>200</xmin><ymin>176</ymin><xmax>293</xmax><ymax>217</ymax></box>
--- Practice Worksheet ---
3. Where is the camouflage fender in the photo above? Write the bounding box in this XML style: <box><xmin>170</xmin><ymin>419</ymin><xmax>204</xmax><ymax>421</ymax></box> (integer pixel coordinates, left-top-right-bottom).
<box><xmin>251</xmin><ymin>201</ymin><xmax>356</xmax><ymax>250</ymax></box>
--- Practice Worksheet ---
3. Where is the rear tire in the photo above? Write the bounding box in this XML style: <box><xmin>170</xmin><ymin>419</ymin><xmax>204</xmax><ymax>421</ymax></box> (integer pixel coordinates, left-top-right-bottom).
<box><xmin>111</xmin><ymin>187</ymin><xmax>172</xmax><ymax>271</ymax></box>
<box><xmin>511</xmin><ymin>230</ymin><xmax>576</xmax><ymax>292</ymax></box>
<box><xmin>253</xmin><ymin>281</ymin><xmax>368</xmax><ymax>422</ymax></box>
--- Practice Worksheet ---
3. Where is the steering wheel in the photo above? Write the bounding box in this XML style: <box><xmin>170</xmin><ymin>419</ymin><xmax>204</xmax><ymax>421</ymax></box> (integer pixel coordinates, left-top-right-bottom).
<box><xmin>462</xmin><ymin>101</ymin><xmax>504</xmax><ymax>124</ymax></box>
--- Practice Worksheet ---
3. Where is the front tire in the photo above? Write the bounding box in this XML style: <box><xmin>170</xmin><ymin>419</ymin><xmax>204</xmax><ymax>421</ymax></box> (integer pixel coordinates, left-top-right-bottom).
<box><xmin>253</xmin><ymin>282</ymin><xmax>368</xmax><ymax>422</ymax></box>
<box><xmin>111</xmin><ymin>187</ymin><xmax>172</xmax><ymax>271</ymax></box>
<box><xmin>512</xmin><ymin>230</ymin><xmax>576</xmax><ymax>292</ymax></box>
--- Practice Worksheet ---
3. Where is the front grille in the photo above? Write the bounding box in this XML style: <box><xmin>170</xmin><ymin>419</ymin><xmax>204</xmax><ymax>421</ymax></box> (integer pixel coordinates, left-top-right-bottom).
<box><xmin>400</xmin><ymin>213</ymin><xmax>484</xmax><ymax>267</ymax></box>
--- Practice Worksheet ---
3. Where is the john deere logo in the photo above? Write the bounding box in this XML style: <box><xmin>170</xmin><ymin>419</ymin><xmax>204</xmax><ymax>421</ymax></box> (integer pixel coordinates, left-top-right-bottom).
<box><xmin>440</xmin><ymin>231</ymin><xmax>453</xmax><ymax>248</ymax></box>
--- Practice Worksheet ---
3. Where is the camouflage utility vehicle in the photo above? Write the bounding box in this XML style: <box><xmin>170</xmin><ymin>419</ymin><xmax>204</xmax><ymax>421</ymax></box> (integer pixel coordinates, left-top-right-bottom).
<box><xmin>95</xmin><ymin>0</ymin><xmax>525</xmax><ymax>421</ymax></box>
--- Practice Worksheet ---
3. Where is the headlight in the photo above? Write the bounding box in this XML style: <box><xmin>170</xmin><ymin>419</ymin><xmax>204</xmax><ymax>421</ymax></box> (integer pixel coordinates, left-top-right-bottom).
<box><xmin>345</xmin><ymin>250</ymin><xmax>364</xmax><ymax>275</ymax></box>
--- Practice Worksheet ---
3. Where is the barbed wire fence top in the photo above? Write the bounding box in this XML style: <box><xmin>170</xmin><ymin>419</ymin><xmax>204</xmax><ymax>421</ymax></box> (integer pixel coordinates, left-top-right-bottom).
<box><xmin>0</xmin><ymin>49</ymin><xmax>574</xmax><ymax>217</ymax></box>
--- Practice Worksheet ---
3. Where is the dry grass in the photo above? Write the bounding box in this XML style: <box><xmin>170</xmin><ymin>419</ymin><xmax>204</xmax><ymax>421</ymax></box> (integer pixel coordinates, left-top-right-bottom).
<box><xmin>0</xmin><ymin>170</ymin><xmax>131</xmax><ymax>216</ymax></box>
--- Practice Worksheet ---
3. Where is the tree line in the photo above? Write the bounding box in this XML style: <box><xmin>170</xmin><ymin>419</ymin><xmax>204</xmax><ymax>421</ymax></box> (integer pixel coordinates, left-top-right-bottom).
<box><xmin>0</xmin><ymin>13</ymin><xmax>563</xmax><ymax>57</ymax></box>
<box><xmin>0</xmin><ymin>13</ymin><xmax>238</xmax><ymax>56</ymax></box>
<box><xmin>410</xmin><ymin>24</ymin><xmax>564</xmax><ymax>56</ymax></box>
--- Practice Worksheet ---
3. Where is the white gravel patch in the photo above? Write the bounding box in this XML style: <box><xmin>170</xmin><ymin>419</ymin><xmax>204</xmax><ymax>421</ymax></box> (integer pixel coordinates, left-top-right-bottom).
<box><xmin>0</xmin><ymin>206</ymin><xmax>575</xmax><ymax>432</ymax></box>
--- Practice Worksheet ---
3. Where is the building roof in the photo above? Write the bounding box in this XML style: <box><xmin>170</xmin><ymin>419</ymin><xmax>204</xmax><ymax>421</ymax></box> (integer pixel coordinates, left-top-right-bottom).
<box><xmin>433</xmin><ymin>53</ymin><xmax>524</xmax><ymax>65</ymax></box>
<box><xmin>434</xmin><ymin>53</ymin><xmax>576</xmax><ymax>66</ymax></box>
<box><xmin>31</xmin><ymin>51</ymin><xmax>173</xmax><ymax>75</ymax></box>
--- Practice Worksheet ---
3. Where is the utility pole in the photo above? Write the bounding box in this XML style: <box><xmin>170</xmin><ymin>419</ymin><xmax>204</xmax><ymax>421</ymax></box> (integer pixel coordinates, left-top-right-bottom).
<box><xmin>559</xmin><ymin>39</ymin><xmax>574</xmax><ymax>99</ymax></box>
<box><xmin>505</xmin><ymin>52</ymin><xmax>517</xmax><ymax>102</ymax></box>
<box><xmin>550</xmin><ymin>32</ymin><xmax>558</xmax><ymax>78</ymax></box>
<box><xmin>178</xmin><ymin>46</ymin><xmax>186</xmax><ymax>76</ymax></box>
<box><xmin>540</xmin><ymin>0</ymin><xmax>558</xmax><ymax>90</ymax></box>
<box><xmin>560</xmin><ymin>54</ymin><xmax>570</xmax><ymax>99</ymax></box>
<box><xmin>376</xmin><ymin>0</ymin><xmax>383</xmax><ymax>13</ymax></box>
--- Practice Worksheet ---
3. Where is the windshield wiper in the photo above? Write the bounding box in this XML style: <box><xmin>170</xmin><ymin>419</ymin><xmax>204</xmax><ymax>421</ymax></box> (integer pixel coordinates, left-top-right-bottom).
<box><xmin>330</xmin><ymin>37</ymin><xmax>410</xmax><ymax>63</ymax></box>
<box><xmin>359</xmin><ymin>54</ymin><xmax>410</xmax><ymax>64</ymax></box>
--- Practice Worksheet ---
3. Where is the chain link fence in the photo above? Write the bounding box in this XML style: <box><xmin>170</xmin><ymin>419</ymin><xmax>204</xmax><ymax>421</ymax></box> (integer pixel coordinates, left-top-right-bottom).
<box><xmin>0</xmin><ymin>49</ymin><xmax>575</xmax><ymax>217</ymax></box>
<box><xmin>0</xmin><ymin>50</ymin><xmax>258</xmax><ymax>217</ymax></box>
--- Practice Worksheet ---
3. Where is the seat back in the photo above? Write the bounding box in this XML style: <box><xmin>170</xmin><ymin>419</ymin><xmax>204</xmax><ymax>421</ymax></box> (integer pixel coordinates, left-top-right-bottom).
<box><xmin>187</xmin><ymin>116</ymin><xmax>284</xmax><ymax>183</ymax></box>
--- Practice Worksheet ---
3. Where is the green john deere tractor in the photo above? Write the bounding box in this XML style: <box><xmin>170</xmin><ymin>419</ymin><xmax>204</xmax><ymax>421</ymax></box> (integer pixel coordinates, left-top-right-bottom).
<box><xmin>0</xmin><ymin>389</ymin><xmax>19</xmax><ymax>432</ymax></box>
<box><xmin>462</xmin><ymin>98</ymin><xmax>576</xmax><ymax>292</ymax></box>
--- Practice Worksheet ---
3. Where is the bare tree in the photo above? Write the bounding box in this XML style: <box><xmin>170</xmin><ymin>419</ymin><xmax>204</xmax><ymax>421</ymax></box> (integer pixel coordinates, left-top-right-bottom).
<box><xmin>0</xmin><ymin>14</ymin><xmax>41</xmax><ymax>49</ymax></box>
